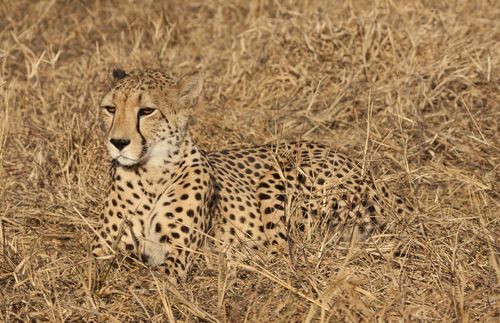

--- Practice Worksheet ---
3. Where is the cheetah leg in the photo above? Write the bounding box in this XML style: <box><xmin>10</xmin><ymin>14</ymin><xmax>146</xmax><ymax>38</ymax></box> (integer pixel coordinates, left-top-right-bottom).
<box><xmin>141</xmin><ymin>217</ymin><xmax>204</xmax><ymax>284</ymax></box>
<box><xmin>144</xmin><ymin>179</ymin><xmax>212</xmax><ymax>283</ymax></box>
<box><xmin>257</xmin><ymin>173</ymin><xmax>289</xmax><ymax>250</ymax></box>
<box><xmin>91</xmin><ymin>206</ymin><xmax>143</xmax><ymax>260</ymax></box>
<box><xmin>154</xmin><ymin>244</ymin><xmax>190</xmax><ymax>285</ymax></box>
<box><xmin>324</xmin><ymin>184</ymin><xmax>387</xmax><ymax>241</ymax></box>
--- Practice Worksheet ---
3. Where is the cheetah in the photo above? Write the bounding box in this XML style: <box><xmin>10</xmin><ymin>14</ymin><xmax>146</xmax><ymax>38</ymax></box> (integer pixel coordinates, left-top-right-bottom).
<box><xmin>91</xmin><ymin>69</ymin><xmax>412</xmax><ymax>282</ymax></box>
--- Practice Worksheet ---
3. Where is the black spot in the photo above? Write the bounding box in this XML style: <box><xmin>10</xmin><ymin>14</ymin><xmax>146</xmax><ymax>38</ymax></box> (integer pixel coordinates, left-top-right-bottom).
<box><xmin>264</xmin><ymin>207</ymin><xmax>274</xmax><ymax>214</ymax></box>
<box><xmin>175</xmin><ymin>206</ymin><xmax>183</xmax><ymax>213</ymax></box>
<box><xmin>297</xmin><ymin>173</ymin><xmax>306</xmax><ymax>183</ymax></box>
<box><xmin>258</xmin><ymin>182</ymin><xmax>270</xmax><ymax>189</ymax></box>
<box><xmin>181</xmin><ymin>225</ymin><xmax>189</xmax><ymax>233</ymax></box>
<box><xmin>187</xmin><ymin>209</ymin><xmax>194</xmax><ymax>217</ymax></box>
<box><xmin>258</xmin><ymin>193</ymin><xmax>271</xmax><ymax>200</ymax></box>
<box><xmin>195</xmin><ymin>193</ymin><xmax>202</xmax><ymax>200</ymax></box>
<box><xmin>266</xmin><ymin>222</ymin><xmax>276</xmax><ymax>229</ymax></box>
<box><xmin>155</xmin><ymin>223</ymin><xmax>162</xmax><ymax>232</ymax></box>
<box><xmin>113</xmin><ymin>68</ymin><xmax>128</xmax><ymax>80</ymax></box>
<box><xmin>171</xmin><ymin>232</ymin><xmax>180</xmax><ymax>239</ymax></box>
<box><xmin>275</xmin><ymin>184</ymin><xmax>285</xmax><ymax>191</ymax></box>
<box><xmin>180</xmin><ymin>194</ymin><xmax>189</xmax><ymax>200</ymax></box>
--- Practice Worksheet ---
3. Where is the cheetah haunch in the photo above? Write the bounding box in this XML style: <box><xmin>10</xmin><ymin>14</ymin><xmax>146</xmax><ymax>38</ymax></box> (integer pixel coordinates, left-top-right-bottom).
<box><xmin>91</xmin><ymin>69</ymin><xmax>412</xmax><ymax>282</ymax></box>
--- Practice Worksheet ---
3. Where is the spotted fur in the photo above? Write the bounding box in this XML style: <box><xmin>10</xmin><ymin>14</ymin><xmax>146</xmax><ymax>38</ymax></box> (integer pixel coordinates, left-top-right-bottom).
<box><xmin>91</xmin><ymin>69</ymin><xmax>413</xmax><ymax>282</ymax></box>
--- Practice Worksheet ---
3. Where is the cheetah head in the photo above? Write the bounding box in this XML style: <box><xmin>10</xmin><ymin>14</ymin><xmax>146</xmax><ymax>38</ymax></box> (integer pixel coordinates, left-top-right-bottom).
<box><xmin>99</xmin><ymin>69</ymin><xmax>202</xmax><ymax>166</ymax></box>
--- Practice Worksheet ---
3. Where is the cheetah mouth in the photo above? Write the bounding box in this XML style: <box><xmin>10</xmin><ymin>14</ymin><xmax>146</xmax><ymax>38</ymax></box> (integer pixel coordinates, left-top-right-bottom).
<box><xmin>115</xmin><ymin>155</ymin><xmax>141</xmax><ymax>166</ymax></box>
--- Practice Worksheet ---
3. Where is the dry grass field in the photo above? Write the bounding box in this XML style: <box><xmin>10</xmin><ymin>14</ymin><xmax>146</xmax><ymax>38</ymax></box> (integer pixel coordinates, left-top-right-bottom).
<box><xmin>0</xmin><ymin>0</ymin><xmax>499</xmax><ymax>321</ymax></box>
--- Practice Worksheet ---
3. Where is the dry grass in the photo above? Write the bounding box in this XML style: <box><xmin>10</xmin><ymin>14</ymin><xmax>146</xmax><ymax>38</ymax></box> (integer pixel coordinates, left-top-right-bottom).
<box><xmin>0</xmin><ymin>0</ymin><xmax>499</xmax><ymax>321</ymax></box>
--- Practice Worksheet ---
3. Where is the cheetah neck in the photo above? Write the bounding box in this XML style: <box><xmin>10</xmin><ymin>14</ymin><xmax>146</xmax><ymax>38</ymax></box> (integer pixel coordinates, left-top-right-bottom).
<box><xmin>112</xmin><ymin>135</ymin><xmax>199</xmax><ymax>195</ymax></box>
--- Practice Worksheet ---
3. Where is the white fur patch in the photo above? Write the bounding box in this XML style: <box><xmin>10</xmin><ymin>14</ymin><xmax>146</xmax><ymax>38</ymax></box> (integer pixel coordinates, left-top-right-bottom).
<box><xmin>142</xmin><ymin>239</ymin><xmax>166</xmax><ymax>266</ymax></box>
<box><xmin>145</xmin><ymin>138</ymin><xmax>180</xmax><ymax>167</ymax></box>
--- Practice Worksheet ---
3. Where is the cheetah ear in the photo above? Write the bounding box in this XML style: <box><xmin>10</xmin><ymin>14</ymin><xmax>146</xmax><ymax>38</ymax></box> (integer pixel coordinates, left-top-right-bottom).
<box><xmin>112</xmin><ymin>68</ymin><xmax>128</xmax><ymax>80</ymax></box>
<box><xmin>177</xmin><ymin>72</ymin><xmax>203</xmax><ymax>106</ymax></box>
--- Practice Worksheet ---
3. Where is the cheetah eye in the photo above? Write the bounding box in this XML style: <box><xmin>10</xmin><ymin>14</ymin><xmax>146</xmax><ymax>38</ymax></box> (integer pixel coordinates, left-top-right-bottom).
<box><xmin>138</xmin><ymin>107</ymin><xmax>156</xmax><ymax>117</ymax></box>
<box><xmin>102</xmin><ymin>106</ymin><xmax>116</xmax><ymax>114</ymax></box>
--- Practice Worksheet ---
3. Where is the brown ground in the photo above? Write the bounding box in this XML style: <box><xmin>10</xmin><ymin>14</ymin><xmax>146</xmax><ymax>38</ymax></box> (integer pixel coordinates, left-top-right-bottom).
<box><xmin>0</xmin><ymin>0</ymin><xmax>498</xmax><ymax>322</ymax></box>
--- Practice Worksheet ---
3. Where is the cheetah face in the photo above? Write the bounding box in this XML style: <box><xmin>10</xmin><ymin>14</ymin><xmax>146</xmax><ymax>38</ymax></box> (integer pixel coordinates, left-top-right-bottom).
<box><xmin>99</xmin><ymin>69</ymin><xmax>202</xmax><ymax>166</ymax></box>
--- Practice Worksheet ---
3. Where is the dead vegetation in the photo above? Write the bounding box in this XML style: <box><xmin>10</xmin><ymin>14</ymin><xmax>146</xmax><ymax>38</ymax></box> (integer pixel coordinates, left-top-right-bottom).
<box><xmin>0</xmin><ymin>0</ymin><xmax>498</xmax><ymax>321</ymax></box>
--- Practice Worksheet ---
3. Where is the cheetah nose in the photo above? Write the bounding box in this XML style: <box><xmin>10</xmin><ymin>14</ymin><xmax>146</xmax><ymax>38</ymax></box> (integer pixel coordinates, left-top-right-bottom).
<box><xmin>110</xmin><ymin>138</ymin><xmax>130</xmax><ymax>151</ymax></box>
